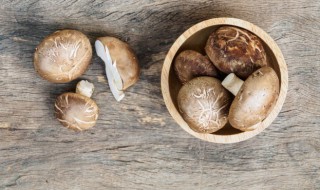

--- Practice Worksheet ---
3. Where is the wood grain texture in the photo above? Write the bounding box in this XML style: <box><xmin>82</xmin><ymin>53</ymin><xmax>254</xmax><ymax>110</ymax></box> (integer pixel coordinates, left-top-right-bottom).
<box><xmin>0</xmin><ymin>0</ymin><xmax>319</xmax><ymax>189</ymax></box>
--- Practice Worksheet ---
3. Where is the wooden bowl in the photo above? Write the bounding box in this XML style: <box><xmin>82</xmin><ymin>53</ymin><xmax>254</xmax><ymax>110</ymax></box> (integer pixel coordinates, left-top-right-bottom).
<box><xmin>161</xmin><ymin>18</ymin><xmax>288</xmax><ymax>143</ymax></box>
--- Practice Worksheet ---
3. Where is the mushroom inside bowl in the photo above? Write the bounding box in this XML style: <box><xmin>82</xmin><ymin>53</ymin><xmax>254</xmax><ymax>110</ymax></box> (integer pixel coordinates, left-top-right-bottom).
<box><xmin>161</xmin><ymin>18</ymin><xmax>288</xmax><ymax>143</ymax></box>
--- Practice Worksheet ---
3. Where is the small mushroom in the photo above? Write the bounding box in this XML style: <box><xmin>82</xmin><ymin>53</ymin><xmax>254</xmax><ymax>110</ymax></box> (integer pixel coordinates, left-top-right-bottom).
<box><xmin>95</xmin><ymin>37</ymin><xmax>139</xmax><ymax>101</ymax></box>
<box><xmin>34</xmin><ymin>29</ymin><xmax>92</xmax><ymax>83</ymax></box>
<box><xmin>205</xmin><ymin>26</ymin><xmax>267</xmax><ymax>79</ymax></box>
<box><xmin>222</xmin><ymin>67</ymin><xmax>279</xmax><ymax>131</ymax></box>
<box><xmin>177</xmin><ymin>77</ymin><xmax>231</xmax><ymax>133</ymax></box>
<box><xmin>55</xmin><ymin>80</ymin><xmax>99</xmax><ymax>131</ymax></box>
<box><xmin>174</xmin><ymin>50</ymin><xmax>218</xmax><ymax>84</ymax></box>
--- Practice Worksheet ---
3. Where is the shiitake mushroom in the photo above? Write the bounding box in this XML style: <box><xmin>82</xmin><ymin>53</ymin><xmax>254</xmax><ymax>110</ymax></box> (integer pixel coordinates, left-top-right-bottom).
<box><xmin>222</xmin><ymin>67</ymin><xmax>279</xmax><ymax>131</ymax></box>
<box><xmin>205</xmin><ymin>26</ymin><xmax>267</xmax><ymax>79</ymax></box>
<box><xmin>34</xmin><ymin>30</ymin><xmax>92</xmax><ymax>83</ymax></box>
<box><xmin>95</xmin><ymin>37</ymin><xmax>140</xmax><ymax>101</ymax></box>
<box><xmin>177</xmin><ymin>77</ymin><xmax>231</xmax><ymax>133</ymax></box>
<box><xmin>174</xmin><ymin>50</ymin><xmax>218</xmax><ymax>84</ymax></box>
<box><xmin>55</xmin><ymin>80</ymin><xmax>99</xmax><ymax>131</ymax></box>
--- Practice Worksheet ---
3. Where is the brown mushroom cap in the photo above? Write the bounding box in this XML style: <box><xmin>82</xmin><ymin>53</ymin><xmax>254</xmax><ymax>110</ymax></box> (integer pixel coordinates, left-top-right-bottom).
<box><xmin>96</xmin><ymin>37</ymin><xmax>139</xmax><ymax>90</ymax></box>
<box><xmin>229</xmin><ymin>67</ymin><xmax>279</xmax><ymax>131</ymax></box>
<box><xmin>55</xmin><ymin>92</ymin><xmax>99</xmax><ymax>131</ymax></box>
<box><xmin>205</xmin><ymin>26</ymin><xmax>267</xmax><ymax>79</ymax></box>
<box><xmin>174</xmin><ymin>50</ymin><xmax>218</xmax><ymax>84</ymax></box>
<box><xmin>34</xmin><ymin>30</ymin><xmax>92</xmax><ymax>83</ymax></box>
<box><xmin>177</xmin><ymin>77</ymin><xmax>231</xmax><ymax>133</ymax></box>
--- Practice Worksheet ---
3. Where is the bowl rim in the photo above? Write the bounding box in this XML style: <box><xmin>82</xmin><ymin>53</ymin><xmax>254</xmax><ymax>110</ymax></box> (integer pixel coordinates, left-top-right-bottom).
<box><xmin>161</xmin><ymin>17</ymin><xmax>288</xmax><ymax>144</ymax></box>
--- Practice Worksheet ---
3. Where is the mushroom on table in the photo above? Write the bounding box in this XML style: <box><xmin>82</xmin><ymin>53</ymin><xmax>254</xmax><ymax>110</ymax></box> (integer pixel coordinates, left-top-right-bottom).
<box><xmin>55</xmin><ymin>80</ymin><xmax>99</xmax><ymax>131</ymax></box>
<box><xmin>34</xmin><ymin>30</ymin><xmax>92</xmax><ymax>83</ymax></box>
<box><xmin>95</xmin><ymin>37</ymin><xmax>140</xmax><ymax>102</ymax></box>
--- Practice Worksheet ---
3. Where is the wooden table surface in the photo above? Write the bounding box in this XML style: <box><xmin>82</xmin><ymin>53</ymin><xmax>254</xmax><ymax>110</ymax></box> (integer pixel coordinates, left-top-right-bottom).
<box><xmin>0</xmin><ymin>0</ymin><xmax>319</xmax><ymax>189</ymax></box>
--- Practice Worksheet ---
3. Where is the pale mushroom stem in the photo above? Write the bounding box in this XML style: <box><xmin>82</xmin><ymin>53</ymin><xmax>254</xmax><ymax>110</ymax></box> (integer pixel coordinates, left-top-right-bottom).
<box><xmin>221</xmin><ymin>73</ymin><xmax>244</xmax><ymax>96</ymax></box>
<box><xmin>76</xmin><ymin>80</ymin><xmax>95</xmax><ymax>98</ymax></box>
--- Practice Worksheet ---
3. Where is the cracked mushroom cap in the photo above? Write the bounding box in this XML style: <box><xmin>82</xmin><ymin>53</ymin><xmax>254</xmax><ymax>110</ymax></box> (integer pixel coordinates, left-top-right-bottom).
<box><xmin>55</xmin><ymin>92</ymin><xmax>99</xmax><ymax>131</ymax></box>
<box><xmin>177</xmin><ymin>77</ymin><xmax>231</xmax><ymax>133</ymax></box>
<box><xmin>229</xmin><ymin>67</ymin><xmax>279</xmax><ymax>131</ymax></box>
<box><xmin>96</xmin><ymin>37</ymin><xmax>139</xmax><ymax>90</ymax></box>
<box><xmin>34</xmin><ymin>29</ymin><xmax>92</xmax><ymax>83</ymax></box>
<box><xmin>205</xmin><ymin>26</ymin><xmax>267</xmax><ymax>79</ymax></box>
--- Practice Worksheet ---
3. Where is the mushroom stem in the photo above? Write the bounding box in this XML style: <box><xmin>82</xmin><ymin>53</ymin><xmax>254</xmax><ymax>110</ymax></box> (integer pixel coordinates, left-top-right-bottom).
<box><xmin>76</xmin><ymin>80</ymin><xmax>95</xmax><ymax>98</ymax></box>
<box><xmin>222</xmin><ymin>73</ymin><xmax>244</xmax><ymax>96</ymax></box>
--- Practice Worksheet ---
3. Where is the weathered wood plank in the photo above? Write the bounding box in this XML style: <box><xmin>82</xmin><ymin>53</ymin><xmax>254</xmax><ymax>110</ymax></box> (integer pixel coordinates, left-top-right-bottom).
<box><xmin>0</xmin><ymin>0</ymin><xmax>319</xmax><ymax>189</ymax></box>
